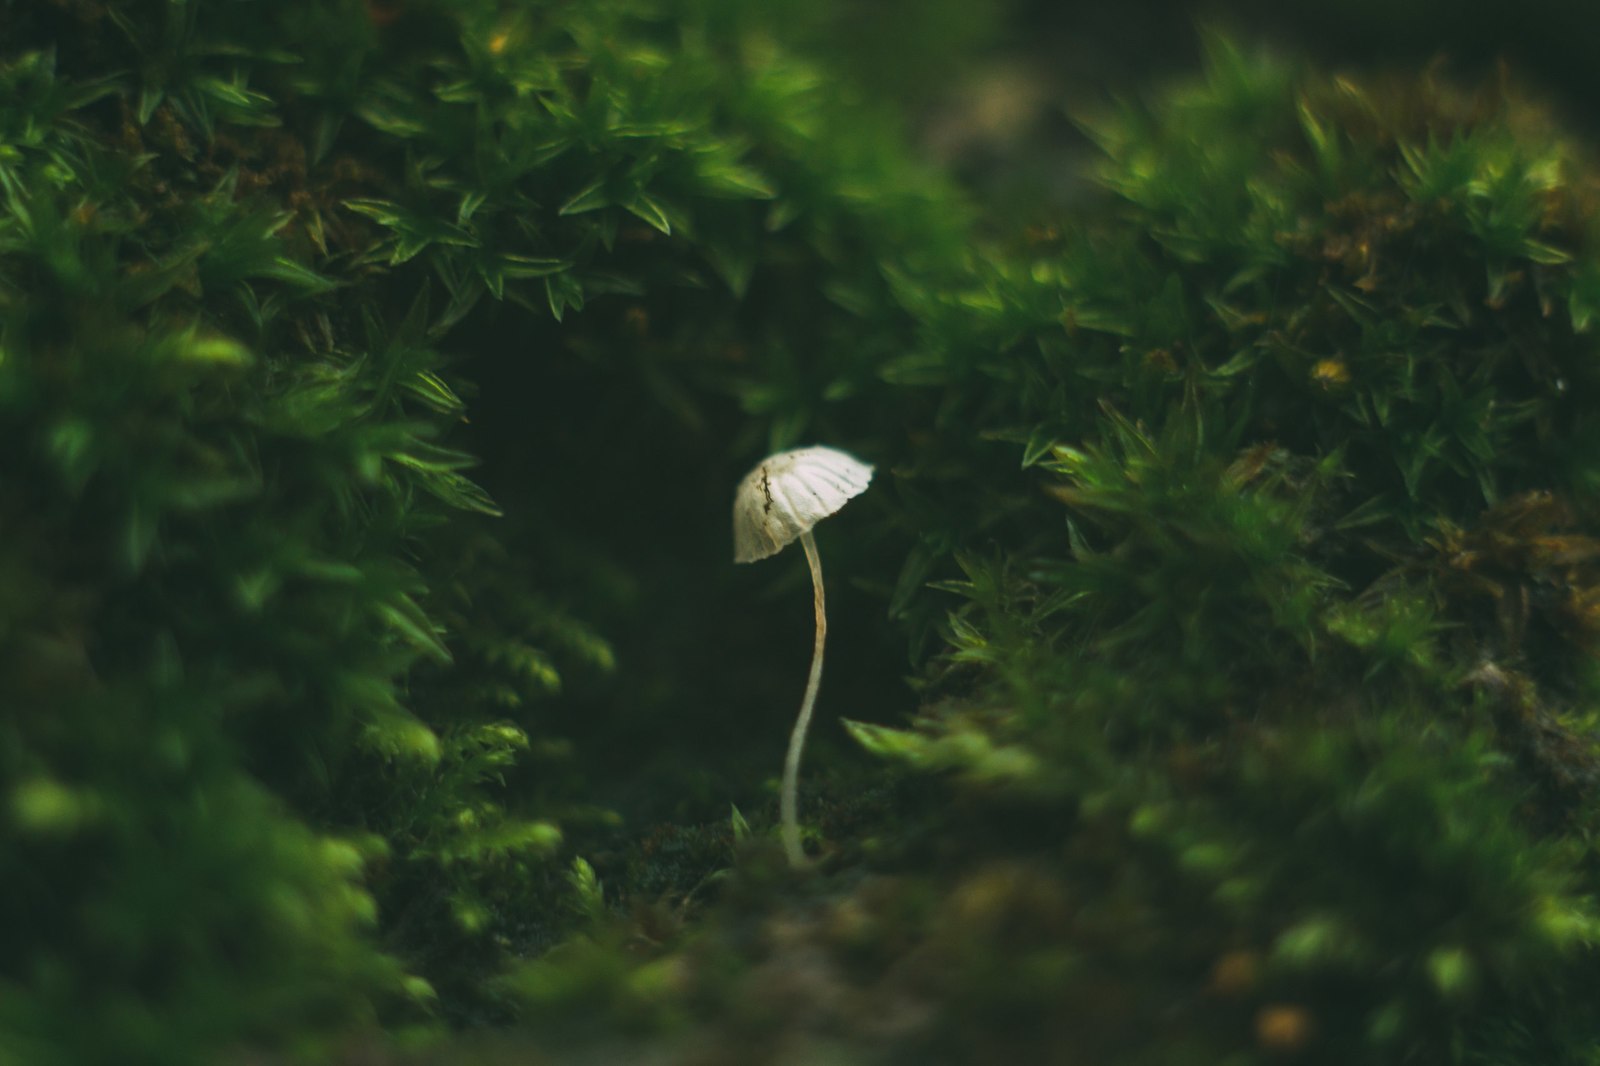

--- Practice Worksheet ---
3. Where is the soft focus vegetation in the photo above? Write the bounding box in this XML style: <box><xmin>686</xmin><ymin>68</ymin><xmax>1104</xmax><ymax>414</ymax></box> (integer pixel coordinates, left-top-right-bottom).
<box><xmin>3</xmin><ymin>2</ymin><xmax>1599</xmax><ymax>1064</ymax></box>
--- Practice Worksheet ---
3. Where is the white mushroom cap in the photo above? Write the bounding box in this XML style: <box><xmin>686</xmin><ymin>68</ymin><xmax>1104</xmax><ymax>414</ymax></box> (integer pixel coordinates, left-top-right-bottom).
<box><xmin>732</xmin><ymin>445</ymin><xmax>874</xmax><ymax>563</ymax></box>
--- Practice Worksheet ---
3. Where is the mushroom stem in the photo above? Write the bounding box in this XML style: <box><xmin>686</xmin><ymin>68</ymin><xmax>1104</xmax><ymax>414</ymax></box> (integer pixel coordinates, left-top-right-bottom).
<box><xmin>780</xmin><ymin>529</ymin><xmax>827</xmax><ymax>866</ymax></box>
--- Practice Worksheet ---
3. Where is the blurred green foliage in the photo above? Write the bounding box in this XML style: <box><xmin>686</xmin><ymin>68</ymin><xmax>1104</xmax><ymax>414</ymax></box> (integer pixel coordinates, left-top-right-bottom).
<box><xmin>2</xmin><ymin>2</ymin><xmax>1600</xmax><ymax>1065</ymax></box>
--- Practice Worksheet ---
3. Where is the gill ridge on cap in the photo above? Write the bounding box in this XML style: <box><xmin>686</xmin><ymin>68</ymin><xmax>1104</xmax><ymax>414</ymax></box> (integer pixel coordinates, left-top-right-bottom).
<box><xmin>731</xmin><ymin>445</ymin><xmax>873</xmax><ymax>564</ymax></box>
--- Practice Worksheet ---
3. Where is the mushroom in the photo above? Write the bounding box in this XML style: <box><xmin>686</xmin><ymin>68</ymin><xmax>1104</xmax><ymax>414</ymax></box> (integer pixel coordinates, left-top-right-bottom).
<box><xmin>733</xmin><ymin>445</ymin><xmax>873</xmax><ymax>866</ymax></box>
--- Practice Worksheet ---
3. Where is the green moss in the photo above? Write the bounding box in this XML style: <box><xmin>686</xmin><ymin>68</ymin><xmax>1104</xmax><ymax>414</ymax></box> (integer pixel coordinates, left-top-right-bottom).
<box><xmin>3</xmin><ymin>3</ymin><xmax>1600</xmax><ymax>1064</ymax></box>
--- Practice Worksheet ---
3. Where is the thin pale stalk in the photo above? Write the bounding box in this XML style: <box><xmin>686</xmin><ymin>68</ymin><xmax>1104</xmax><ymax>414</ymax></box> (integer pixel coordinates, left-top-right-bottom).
<box><xmin>781</xmin><ymin>530</ymin><xmax>826</xmax><ymax>866</ymax></box>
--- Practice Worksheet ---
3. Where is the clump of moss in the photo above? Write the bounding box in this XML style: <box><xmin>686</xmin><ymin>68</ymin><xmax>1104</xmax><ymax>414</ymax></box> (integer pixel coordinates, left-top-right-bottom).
<box><xmin>7</xmin><ymin>0</ymin><xmax>1600</xmax><ymax>1062</ymax></box>
<box><xmin>491</xmin><ymin>39</ymin><xmax>1600</xmax><ymax>1066</ymax></box>
<box><xmin>0</xmin><ymin>0</ymin><xmax>971</xmax><ymax>1059</ymax></box>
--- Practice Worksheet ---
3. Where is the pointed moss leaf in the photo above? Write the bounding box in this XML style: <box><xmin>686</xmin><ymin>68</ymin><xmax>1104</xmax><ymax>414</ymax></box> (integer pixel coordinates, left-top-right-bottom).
<box><xmin>1522</xmin><ymin>239</ymin><xmax>1571</xmax><ymax>265</ymax></box>
<box><xmin>696</xmin><ymin>161</ymin><xmax>776</xmax><ymax>200</ymax></box>
<box><xmin>377</xmin><ymin>593</ymin><xmax>452</xmax><ymax>663</ymax></box>
<box><xmin>403</xmin><ymin>370</ymin><xmax>466</xmax><ymax>414</ymax></box>
<box><xmin>360</xmin><ymin>710</ymin><xmax>442</xmax><ymax>765</ymax></box>
<box><xmin>1021</xmin><ymin>427</ymin><xmax>1056</xmax><ymax>468</ymax></box>
<box><xmin>1207</xmin><ymin>348</ymin><xmax>1260</xmax><ymax>378</ymax></box>
<box><xmin>1333</xmin><ymin>495</ymin><xmax>1394</xmax><ymax>531</ymax></box>
<box><xmin>292</xmin><ymin>557</ymin><xmax>366</xmax><ymax>583</ymax></box>
<box><xmin>843</xmin><ymin>719</ymin><xmax>935</xmax><ymax>765</ymax></box>
<box><xmin>402</xmin><ymin>976</ymin><xmax>438</xmax><ymax>1006</ymax></box>
<box><xmin>730</xmin><ymin>804</ymin><xmax>751</xmax><ymax>843</ymax></box>
<box><xmin>420</xmin><ymin>471</ymin><xmax>503</xmax><ymax>516</ymax></box>
<box><xmin>498</xmin><ymin>254</ymin><xmax>569</xmax><ymax>279</ymax></box>
<box><xmin>345</xmin><ymin>199</ymin><xmax>476</xmax><ymax>265</ymax></box>
<box><xmin>195</xmin><ymin>76</ymin><xmax>278</xmax><ymax>126</ymax></box>
<box><xmin>1065</xmin><ymin>304</ymin><xmax>1135</xmax><ymax>337</ymax></box>
<box><xmin>387</xmin><ymin>438</ymin><xmax>478</xmax><ymax>474</ymax></box>
<box><xmin>261</xmin><ymin>255</ymin><xmax>335</xmax><ymax>292</ymax></box>
<box><xmin>544</xmin><ymin>272</ymin><xmax>584</xmax><ymax>321</ymax></box>
<box><xmin>342</xmin><ymin>198</ymin><xmax>404</xmax><ymax>226</ymax></box>
<box><xmin>430</xmin><ymin>79</ymin><xmax>478</xmax><ymax>105</ymax></box>
<box><xmin>479</xmin><ymin>260</ymin><xmax>506</xmax><ymax>300</ymax></box>
<box><xmin>456</xmin><ymin>190</ymin><xmax>486</xmax><ymax>225</ymax></box>
<box><xmin>568</xmin><ymin>856</ymin><xmax>605</xmax><ymax>923</ymax></box>
<box><xmin>435</xmin><ymin>276</ymin><xmax>485</xmax><ymax>335</ymax></box>
<box><xmin>624</xmin><ymin>193</ymin><xmax>672</xmax><ymax>235</ymax></box>
<box><xmin>355</xmin><ymin>99</ymin><xmax>427</xmax><ymax>137</ymax></box>
<box><xmin>558</xmin><ymin>178</ymin><xmax>610</xmax><ymax>216</ymax></box>
<box><xmin>608</xmin><ymin>118</ymin><xmax>693</xmax><ymax>139</ymax></box>
<box><xmin>136</xmin><ymin>84</ymin><xmax>164</xmax><ymax>125</ymax></box>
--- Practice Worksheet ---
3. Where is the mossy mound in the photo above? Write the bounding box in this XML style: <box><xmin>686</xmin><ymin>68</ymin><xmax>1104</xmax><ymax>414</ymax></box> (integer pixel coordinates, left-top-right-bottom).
<box><xmin>2</xmin><ymin>3</ymin><xmax>1598</xmax><ymax>1065</ymax></box>
<box><xmin>501</xmin><ymin>37</ymin><xmax>1600</xmax><ymax>1066</ymax></box>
